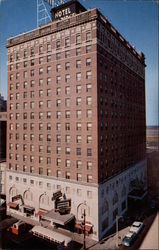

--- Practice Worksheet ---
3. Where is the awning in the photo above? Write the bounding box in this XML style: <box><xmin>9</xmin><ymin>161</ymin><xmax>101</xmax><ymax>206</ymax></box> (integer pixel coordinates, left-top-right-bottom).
<box><xmin>75</xmin><ymin>222</ymin><xmax>93</xmax><ymax>232</ymax></box>
<box><xmin>8</xmin><ymin>202</ymin><xmax>19</xmax><ymax>209</ymax></box>
<box><xmin>23</xmin><ymin>205</ymin><xmax>35</xmax><ymax>211</ymax></box>
<box><xmin>42</xmin><ymin>209</ymin><xmax>75</xmax><ymax>226</ymax></box>
<box><xmin>37</xmin><ymin>209</ymin><xmax>48</xmax><ymax>216</ymax></box>
<box><xmin>31</xmin><ymin>225</ymin><xmax>72</xmax><ymax>247</ymax></box>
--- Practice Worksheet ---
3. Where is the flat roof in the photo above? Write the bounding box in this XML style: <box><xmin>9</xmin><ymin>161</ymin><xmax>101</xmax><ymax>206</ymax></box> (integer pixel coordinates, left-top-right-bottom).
<box><xmin>43</xmin><ymin>209</ymin><xmax>75</xmax><ymax>226</ymax></box>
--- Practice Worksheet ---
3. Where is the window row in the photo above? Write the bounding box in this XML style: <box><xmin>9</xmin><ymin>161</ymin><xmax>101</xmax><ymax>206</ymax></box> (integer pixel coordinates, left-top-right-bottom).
<box><xmin>10</xmin><ymin>44</ymin><xmax>92</xmax><ymax>62</ymax></box>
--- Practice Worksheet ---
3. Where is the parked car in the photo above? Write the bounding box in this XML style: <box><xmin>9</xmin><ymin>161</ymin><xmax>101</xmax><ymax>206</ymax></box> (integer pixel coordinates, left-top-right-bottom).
<box><xmin>7</xmin><ymin>220</ymin><xmax>27</xmax><ymax>235</ymax></box>
<box><xmin>129</xmin><ymin>221</ymin><xmax>144</xmax><ymax>235</ymax></box>
<box><xmin>122</xmin><ymin>232</ymin><xmax>137</xmax><ymax>247</ymax></box>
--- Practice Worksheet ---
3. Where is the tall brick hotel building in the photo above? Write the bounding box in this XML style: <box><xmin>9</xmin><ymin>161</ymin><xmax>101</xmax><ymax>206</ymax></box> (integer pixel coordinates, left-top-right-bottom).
<box><xmin>6</xmin><ymin>0</ymin><xmax>147</xmax><ymax>240</ymax></box>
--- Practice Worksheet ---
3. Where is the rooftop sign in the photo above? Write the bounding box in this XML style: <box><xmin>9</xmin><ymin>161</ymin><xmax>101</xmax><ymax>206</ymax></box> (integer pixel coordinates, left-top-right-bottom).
<box><xmin>51</xmin><ymin>0</ymin><xmax>86</xmax><ymax>21</ymax></box>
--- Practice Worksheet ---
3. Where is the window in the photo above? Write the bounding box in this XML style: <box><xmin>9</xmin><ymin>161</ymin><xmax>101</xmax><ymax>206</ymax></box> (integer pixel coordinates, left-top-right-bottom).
<box><xmin>56</xmin><ymin>64</ymin><xmax>61</xmax><ymax>72</ymax></box>
<box><xmin>39</xmin><ymin>123</ymin><xmax>43</xmax><ymax>130</ymax></box>
<box><xmin>87</xmin><ymin>96</ymin><xmax>92</xmax><ymax>105</ymax></box>
<box><xmin>65</xmin><ymin>172</ymin><xmax>70</xmax><ymax>179</ymax></box>
<box><xmin>39</xmin><ymin>90</ymin><xmax>43</xmax><ymax>97</ymax></box>
<box><xmin>76</xmin><ymin>60</ymin><xmax>81</xmax><ymax>69</ymax></box>
<box><xmin>30</xmin><ymin>155</ymin><xmax>34</xmax><ymax>163</ymax></box>
<box><xmin>87</xmin><ymin>175</ymin><xmax>92</xmax><ymax>183</ymax></box>
<box><xmin>86</xmin><ymin>71</ymin><xmax>92</xmax><ymax>79</ymax></box>
<box><xmin>10</xmin><ymin>54</ymin><xmax>13</xmax><ymax>62</ymax></box>
<box><xmin>87</xmin><ymin>122</ymin><xmax>92</xmax><ymax>130</ymax></box>
<box><xmin>47</xmin><ymin>89</ymin><xmax>51</xmax><ymax>96</ymax></box>
<box><xmin>77</xmin><ymin>173</ymin><xmax>82</xmax><ymax>181</ymax></box>
<box><xmin>39</xmin><ymin>167</ymin><xmax>43</xmax><ymax>175</ymax></box>
<box><xmin>76</xmin><ymin>122</ymin><xmax>81</xmax><ymax>131</ymax></box>
<box><xmin>76</xmin><ymin>48</ymin><xmax>81</xmax><ymax>56</ymax></box>
<box><xmin>39</xmin><ymin>68</ymin><xmax>43</xmax><ymax>75</ymax></box>
<box><xmin>56</xmin><ymin>134</ymin><xmax>61</xmax><ymax>143</ymax></box>
<box><xmin>77</xmin><ymin>148</ymin><xmax>81</xmax><ymax>156</ymax></box>
<box><xmin>65</xmin><ymin>98</ymin><xmax>70</xmax><ymax>107</ymax></box>
<box><xmin>56</xmin><ymin>146</ymin><xmax>61</xmax><ymax>154</ymax></box>
<box><xmin>76</xmin><ymin>72</ymin><xmax>81</xmax><ymax>81</ymax></box>
<box><xmin>56</xmin><ymin>99</ymin><xmax>61</xmax><ymax>107</ymax></box>
<box><xmin>30</xmin><ymin>80</ymin><xmax>35</xmax><ymax>87</ymax></box>
<box><xmin>47</xmin><ymin>55</ymin><xmax>51</xmax><ymax>62</ymax></box>
<box><xmin>87</xmin><ymin>135</ymin><xmax>92</xmax><ymax>143</ymax></box>
<box><xmin>65</xmin><ymin>74</ymin><xmax>70</xmax><ymax>83</ymax></box>
<box><xmin>23</xmin><ymin>71</ymin><xmax>27</xmax><ymax>78</ymax></box>
<box><xmin>76</xmin><ymin>160</ymin><xmax>82</xmax><ymax>168</ymax></box>
<box><xmin>65</xmin><ymin>135</ymin><xmax>70</xmax><ymax>143</ymax></box>
<box><xmin>86</xmin><ymin>31</ymin><xmax>91</xmax><ymax>41</ymax></box>
<box><xmin>87</xmin><ymin>191</ymin><xmax>92</xmax><ymax>198</ymax></box>
<box><xmin>66</xmin><ymin>159</ymin><xmax>70</xmax><ymax>168</ymax></box>
<box><xmin>86</xmin><ymin>45</ymin><xmax>91</xmax><ymax>53</ymax></box>
<box><xmin>47</xmin><ymin>123</ymin><xmax>51</xmax><ymax>130</ymax></box>
<box><xmin>47</xmin><ymin>111</ymin><xmax>51</xmax><ymax>119</ymax></box>
<box><xmin>39</xmin><ymin>57</ymin><xmax>43</xmax><ymax>64</ymax></box>
<box><xmin>47</xmin><ymin>100</ymin><xmax>51</xmax><ymax>108</ymax></box>
<box><xmin>30</xmin><ymin>102</ymin><xmax>34</xmax><ymax>109</ymax></box>
<box><xmin>76</xmin><ymin>34</ymin><xmax>81</xmax><ymax>44</ymax></box>
<box><xmin>55</xmin><ymin>158</ymin><xmax>61</xmax><ymax>168</ymax></box>
<box><xmin>65</xmin><ymin>37</ymin><xmax>70</xmax><ymax>47</ymax></box>
<box><xmin>47</xmin><ymin>43</ymin><xmax>51</xmax><ymax>52</ymax></box>
<box><xmin>86</xmin><ymin>58</ymin><xmax>91</xmax><ymax>66</ymax></box>
<box><xmin>39</xmin><ymin>101</ymin><xmax>43</xmax><ymax>108</ymax></box>
<box><xmin>47</xmin><ymin>169</ymin><xmax>51</xmax><ymax>176</ymax></box>
<box><xmin>65</xmin><ymin>123</ymin><xmax>70</xmax><ymax>130</ymax></box>
<box><xmin>39</xmin><ymin>79</ymin><xmax>43</xmax><ymax>86</ymax></box>
<box><xmin>16</xmin><ymin>52</ymin><xmax>20</xmax><ymax>60</ymax></box>
<box><xmin>76</xmin><ymin>97</ymin><xmax>81</xmax><ymax>106</ymax></box>
<box><xmin>39</xmin><ymin>112</ymin><xmax>43</xmax><ymax>119</ymax></box>
<box><xmin>39</xmin><ymin>45</ymin><xmax>43</xmax><ymax>54</ymax></box>
<box><xmin>77</xmin><ymin>189</ymin><xmax>82</xmax><ymax>196</ymax></box>
<box><xmin>31</xmin><ymin>59</ymin><xmax>34</xmax><ymax>66</ymax></box>
<box><xmin>65</xmin><ymin>50</ymin><xmax>70</xmax><ymax>58</ymax></box>
<box><xmin>57</xmin><ymin>170</ymin><xmax>61</xmax><ymax>177</ymax></box>
<box><xmin>39</xmin><ymin>156</ymin><xmax>43</xmax><ymax>164</ymax></box>
<box><xmin>65</xmin><ymin>111</ymin><xmax>70</xmax><ymax>119</ymax></box>
<box><xmin>56</xmin><ymin>87</ymin><xmax>61</xmax><ymax>95</ymax></box>
<box><xmin>76</xmin><ymin>110</ymin><xmax>82</xmax><ymax>119</ymax></box>
<box><xmin>87</xmin><ymin>161</ymin><xmax>92</xmax><ymax>170</ymax></box>
<box><xmin>56</xmin><ymin>52</ymin><xmax>61</xmax><ymax>60</ymax></box>
<box><xmin>47</xmin><ymin>77</ymin><xmax>51</xmax><ymax>85</ymax></box>
<box><xmin>47</xmin><ymin>134</ymin><xmax>51</xmax><ymax>142</ymax></box>
<box><xmin>56</xmin><ymin>40</ymin><xmax>61</xmax><ymax>48</ymax></box>
<box><xmin>65</xmin><ymin>86</ymin><xmax>70</xmax><ymax>95</ymax></box>
<box><xmin>76</xmin><ymin>135</ymin><xmax>82</xmax><ymax>144</ymax></box>
<box><xmin>87</xmin><ymin>148</ymin><xmax>92</xmax><ymax>156</ymax></box>
<box><xmin>24</xmin><ymin>61</ymin><xmax>27</xmax><ymax>67</ymax></box>
<box><xmin>39</xmin><ymin>134</ymin><xmax>43</xmax><ymax>141</ymax></box>
<box><xmin>47</xmin><ymin>146</ymin><xmax>51</xmax><ymax>153</ymax></box>
<box><xmin>16</xmin><ymin>72</ymin><xmax>20</xmax><ymax>80</ymax></box>
<box><xmin>65</xmin><ymin>62</ymin><xmax>70</xmax><ymax>70</ymax></box>
<box><xmin>47</xmin><ymin>157</ymin><xmax>51</xmax><ymax>164</ymax></box>
<box><xmin>56</xmin><ymin>111</ymin><xmax>61</xmax><ymax>119</ymax></box>
<box><xmin>76</xmin><ymin>85</ymin><xmax>81</xmax><ymax>93</ymax></box>
<box><xmin>56</xmin><ymin>123</ymin><xmax>61</xmax><ymax>131</ymax></box>
<box><xmin>30</xmin><ymin>145</ymin><xmax>34</xmax><ymax>152</ymax></box>
<box><xmin>87</xmin><ymin>110</ymin><xmax>92</xmax><ymax>118</ymax></box>
<box><xmin>47</xmin><ymin>66</ymin><xmax>51</xmax><ymax>74</ymax></box>
<box><xmin>66</xmin><ymin>147</ymin><xmax>70</xmax><ymax>155</ymax></box>
<box><xmin>56</xmin><ymin>76</ymin><xmax>61</xmax><ymax>84</ymax></box>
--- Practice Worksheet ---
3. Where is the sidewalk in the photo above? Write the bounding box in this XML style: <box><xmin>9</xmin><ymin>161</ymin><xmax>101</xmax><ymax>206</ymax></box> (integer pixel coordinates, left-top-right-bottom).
<box><xmin>88</xmin><ymin>227</ymin><xmax>129</xmax><ymax>250</ymax></box>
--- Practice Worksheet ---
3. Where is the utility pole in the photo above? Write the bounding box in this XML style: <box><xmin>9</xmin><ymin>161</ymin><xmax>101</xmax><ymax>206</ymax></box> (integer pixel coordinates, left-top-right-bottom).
<box><xmin>116</xmin><ymin>215</ymin><xmax>123</xmax><ymax>249</ymax></box>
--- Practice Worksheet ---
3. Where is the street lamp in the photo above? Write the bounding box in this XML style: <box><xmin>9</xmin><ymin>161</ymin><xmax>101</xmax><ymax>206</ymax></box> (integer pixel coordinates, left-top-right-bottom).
<box><xmin>81</xmin><ymin>209</ymin><xmax>86</xmax><ymax>250</ymax></box>
<box><xmin>116</xmin><ymin>215</ymin><xmax>123</xmax><ymax>248</ymax></box>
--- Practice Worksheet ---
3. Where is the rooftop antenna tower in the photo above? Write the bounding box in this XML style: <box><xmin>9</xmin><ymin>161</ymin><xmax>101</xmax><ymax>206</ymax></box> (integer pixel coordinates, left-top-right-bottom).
<box><xmin>37</xmin><ymin>0</ymin><xmax>66</xmax><ymax>27</ymax></box>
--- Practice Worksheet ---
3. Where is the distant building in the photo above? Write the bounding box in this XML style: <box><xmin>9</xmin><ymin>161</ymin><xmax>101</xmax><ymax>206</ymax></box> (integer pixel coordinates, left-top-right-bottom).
<box><xmin>0</xmin><ymin>94</ymin><xmax>7</xmax><ymax>196</ymax></box>
<box><xmin>6</xmin><ymin>0</ymin><xmax>147</xmax><ymax>240</ymax></box>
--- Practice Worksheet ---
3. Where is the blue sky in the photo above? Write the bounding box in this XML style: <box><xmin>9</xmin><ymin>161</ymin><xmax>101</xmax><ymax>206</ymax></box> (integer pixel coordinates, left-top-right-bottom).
<box><xmin>0</xmin><ymin>0</ymin><xmax>158</xmax><ymax>125</ymax></box>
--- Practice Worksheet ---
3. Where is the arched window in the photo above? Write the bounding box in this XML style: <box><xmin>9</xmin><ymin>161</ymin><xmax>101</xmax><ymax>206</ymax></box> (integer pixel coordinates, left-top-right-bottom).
<box><xmin>113</xmin><ymin>191</ymin><xmax>118</xmax><ymax>205</ymax></box>
<box><xmin>23</xmin><ymin>190</ymin><xmax>33</xmax><ymax>201</ymax></box>
<box><xmin>39</xmin><ymin>194</ymin><xmax>49</xmax><ymax>206</ymax></box>
<box><xmin>121</xmin><ymin>185</ymin><xmax>126</xmax><ymax>197</ymax></box>
<box><xmin>102</xmin><ymin>199</ymin><xmax>109</xmax><ymax>215</ymax></box>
